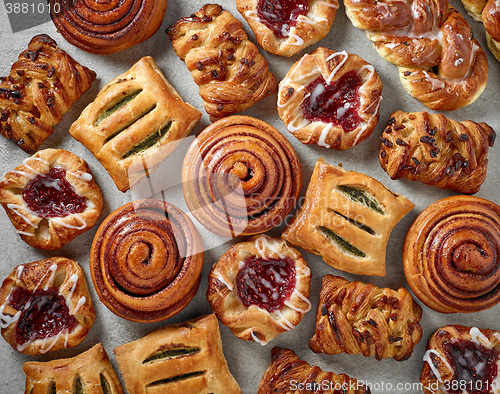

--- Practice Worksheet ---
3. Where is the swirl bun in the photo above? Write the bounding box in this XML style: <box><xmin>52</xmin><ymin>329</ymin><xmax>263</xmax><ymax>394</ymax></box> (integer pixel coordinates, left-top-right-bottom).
<box><xmin>49</xmin><ymin>0</ymin><xmax>167</xmax><ymax>54</ymax></box>
<box><xmin>403</xmin><ymin>195</ymin><xmax>500</xmax><ymax>313</ymax></box>
<box><xmin>182</xmin><ymin>115</ymin><xmax>302</xmax><ymax>237</ymax></box>
<box><xmin>90</xmin><ymin>200</ymin><xmax>204</xmax><ymax>322</ymax></box>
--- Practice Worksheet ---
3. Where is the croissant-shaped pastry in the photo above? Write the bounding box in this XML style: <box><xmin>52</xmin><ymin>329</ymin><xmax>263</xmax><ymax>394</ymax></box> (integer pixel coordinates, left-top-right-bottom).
<box><xmin>379</xmin><ymin>111</ymin><xmax>495</xmax><ymax>194</ymax></box>
<box><xmin>258</xmin><ymin>347</ymin><xmax>371</xmax><ymax>394</ymax></box>
<box><xmin>166</xmin><ymin>4</ymin><xmax>277</xmax><ymax>121</ymax></box>
<box><xmin>0</xmin><ymin>34</ymin><xmax>96</xmax><ymax>153</ymax></box>
<box><xmin>309</xmin><ymin>275</ymin><xmax>422</xmax><ymax>361</ymax></box>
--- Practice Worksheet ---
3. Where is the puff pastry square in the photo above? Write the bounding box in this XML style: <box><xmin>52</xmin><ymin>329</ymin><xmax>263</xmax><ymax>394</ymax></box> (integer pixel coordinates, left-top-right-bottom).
<box><xmin>282</xmin><ymin>159</ymin><xmax>414</xmax><ymax>276</ymax></box>
<box><xmin>113</xmin><ymin>314</ymin><xmax>241</xmax><ymax>394</ymax></box>
<box><xmin>69</xmin><ymin>56</ymin><xmax>201</xmax><ymax>192</ymax></box>
<box><xmin>23</xmin><ymin>343</ymin><xmax>123</xmax><ymax>393</ymax></box>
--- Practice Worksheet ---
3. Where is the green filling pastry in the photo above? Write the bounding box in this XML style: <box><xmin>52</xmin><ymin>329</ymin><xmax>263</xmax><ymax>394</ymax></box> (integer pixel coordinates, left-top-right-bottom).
<box><xmin>318</xmin><ymin>226</ymin><xmax>367</xmax><ymax>257</ymax></box>
<box><xmin>122</xmin><ymin>121</ymin><xmax>172</xmax><ymax>159</ymax></box>
<box><xmin>337</xmin><ymin>185</ymin><xmax>385</xmax><ymax>215</ymax></box>
<box><xmin>149</xmin><ymin>371</ymin><xmax>205</xmax><ymax>387</ymax></box>
<box><xmin>94</xmin><ymin>90</ymin><xmax>142</xmax><ymax>126</ymax></box>
<box><xmin>143</xmin><ymin>347</ymin><xmax>200</xmax><ymax>364</ymax></box>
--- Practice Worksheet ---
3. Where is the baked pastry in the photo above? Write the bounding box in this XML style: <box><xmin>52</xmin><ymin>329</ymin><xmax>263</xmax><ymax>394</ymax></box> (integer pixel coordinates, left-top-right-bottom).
<box><xmin>0</xmin><ymin>257</ymin><xmax>95</xmax><ymax>356</ymax></box>
<box><xmin>49</xmin><ymin>0</ymin><xmax>167</xmax><ymax>54</ymax></box>
<box><xmin>182</xmin><ymin>115</ymin><xmax>302</xmax><ymax>237</ymax></box>
<box><xmin>403</xmin><ymin>195</ymin><xmax>500</xmax><ymax>313</ymax></box>
<box><xmin>24</xmin><ymin>343</ymin><xmax>123</xmax><ymax>393</ymax></box>
<box><xmin>259</xmin><ymin>347</ymin><xmax>371</xmax><ymax>393</ymax></box>
<box><xmin>0</xmin><ymin>149</ymin><xmax>103</xmax><ymax>250</ymax></box>
<box><xmin>420</xmin><ymin>325</ymin><xmax>500</xmax><ymax>394</ymax></box>
<box><xmin>278</xmin><ymin>47</ymin><xmax>382</xmax><ymax>150</ymax></box>
<box><xmin>380</xmin><ymin>111</ymin><xmax>495</xmax><ymax>195</ymax></box>
<box><xmin>166</xmin><ymin>4</ymin><xmax>277</xmax><ymax>121</ymax></box>
<box><xmin>90</xmin><ymin>199</ymin><xmax>204</xmax><ymax>322</ymax></box>
<box><xmin>0</xmin><ymin>34</ymin><xmax>95</xmax><ymax>153</ymax></box>
<box><xmin>344</xmin><ymin>0</ymin><xmax>489</xmax><ymax>110</ymax></box>
<box><xmin>235</xmin><ymin>0</ymin><xmax>338</xmax><ymax>57</ymax></box>
<box><xmin>114</xmin><ymin>314</ymin><xmax>241</xmax><ymax>394</ymax></box>
<box><xmin>207</xmin><ymin>235</ymin><xmax>312</xmax><ymax>345</ymax></box>
<box><xmin>282</xmin><ymin>159</ymin><xmax>414</xmax><ymax>276</ymax></box>
<box><xmin>309</xmin><ymin>275</ymin><xmax>423</xmax><ymax>361</ymax></box>
<box><xmin>70</xmin><ymin>56</ymin><xmax>201</xmax><ymax>192</ymax></box>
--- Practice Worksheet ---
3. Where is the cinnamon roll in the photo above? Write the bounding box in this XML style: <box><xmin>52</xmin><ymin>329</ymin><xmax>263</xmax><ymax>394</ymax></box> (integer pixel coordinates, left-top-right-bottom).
<box><xmin>182</xmin><ymin>115</ymin><xmax>302</xmax><ymax>237</ymax></box>
<box><xmin>90</xmin><ymin>200</ymin><xmax>204</xmax><ymax>322</ymax></box>
<box><xmin>403</xmin><ymin>195</ymin><xmax>500</xmax><ymax>313</ymax></box>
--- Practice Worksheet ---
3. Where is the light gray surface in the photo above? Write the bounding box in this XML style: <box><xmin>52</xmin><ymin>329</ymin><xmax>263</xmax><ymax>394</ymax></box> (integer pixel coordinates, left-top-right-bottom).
<box><xmin>0</xmin><ymin>1</ymin><xmax>499</xmax><ymax>393</ymax></box>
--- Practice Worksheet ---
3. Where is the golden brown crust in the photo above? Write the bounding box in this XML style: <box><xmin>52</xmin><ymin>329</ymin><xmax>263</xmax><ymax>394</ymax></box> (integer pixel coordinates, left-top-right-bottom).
<box><xmin>309</xmin><ymin>275</ymin><xmax>423</xmax><ymax>361</ymax></box>
<box><xmin>235</xmin><ymin>0</ymin><xmax>338</xmax><ymax>57</ymax></box>
<box><xmin>69</xmin><ymin>56</ymin><xmax>201</xmax><ymax>192</ymax></box>
<box><xmin>278</xmin><ymin>47</ymin><xmax>382</xmax><ymax>150</ymax></box>
<box><xmin>0</xmin><ymin>149</ymin><xmax>103</xmax><ymax>250</ymax></box>
<box><xmin>49</xmin><ymin>0</ymin><xmax>167</xmax><ymax>54</ymax></box>
<box><xmin>207</xmin><ymin>235</ymin><xmax>312</xmax><ymax>345</ymax></box>
<box><xmin>166</xmin><ymin>4</ymin><xmax>277</xmax><ymax>121</ymax></box>
<box><xmin>113</xmin><ymin>314</ymin><xmax>241</xmax><ymax>394</ymax></box>
<box><xmin>182</xmin><ymin>115</ymin><xmax>302</xmax><ymax>237</ymax></box>
<box><xmin>0</xmin><ymin>257</ymin><xmax>95</xmax><ymax>356</ymax></box>
<box><xmin>379</xmin><ymin>111</ymin><xmax>495</xmax><ymax>195</ymax></box>
<box><xmin>282</xmin><ymin>159</ymin><xmax>414</xmax><ymax>277</ymax></box>
<box><xmin>90</xmin><ymin>199</ymin><xmax>204</xmax><ymax>323</ymax></box>
<box><xmin>24</xmin><ymin>343</ymin><xmax>123</xmax><ymax>393</ymax></box>
<box><xmin>403</xmin><ymin>195</ymin><xmax>500</xmax><ymax>313</ymax></box>
<box><xmin>0</xmin><ymin>34</ymin><xmax>95</xmax><ymax>153</ymax></box>
<box><xmin>258</xmin><ymin>347</ymin><xmax>371</xmax><ymax>394</ymax></box>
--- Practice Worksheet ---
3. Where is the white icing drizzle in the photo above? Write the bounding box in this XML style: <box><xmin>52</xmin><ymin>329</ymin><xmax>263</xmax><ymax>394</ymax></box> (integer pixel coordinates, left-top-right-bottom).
<box><xmin>254</xmin><ymin>235</ymin><xmax>287</xmax><ymax>260</ymax></box>
<box><xmin>4</xmin><ymin>157</ymin><xmax>49</xmax><ymax>180</ymax></box>
<box><xmin>287</xmin><ymin>31</ymin><xmax>305</xmax><ymax>46</ymax></box>
<box><xmin>41</xmin><ymin>264</ymin><xmax>58</xmax><ymax>291</ymax></box>
<box><xmin>284</xmin><ymin>288</ymin><xmax>312</xmax><ymax>313</ymax></box>
<box><xmin>325</xmin><ymin>51</ymin><xmax>349</xmax><ymax>83</ymax></box>
<box><xmin>251</xmin><ymin>331</ymin><xmax>268</xmax><ymax>346</ymax></box>
<box><xmin>73</xmin><ymin>296</ymin><xmax>86</xmax><ymax>314</ymax></box>
<box><xmin>6</xmin><ymin>204</ymin><xmax>36</xmax><ymax>227</ymax></box>
<box><xmin>67</xmin><ymin>171</ymin><xmax>92</xmax><ymax>181</ymax></box>
<box><xmin>470</xmin><ymin>327</ymin><xmax>493</xmax><ymax>347</ymax></box>
<box><xmin>16</xmin><ymin>265</ymin><xmax>24</xmax><ymax>279</ymax></box>
<box><xmin>213</xmin><ymin>267</ymin><xmax>234</xmax><ymax>291</ymax></box>
<box><xmin>50</xmin><ymin>215</ymin><xmax>87</xmax><ymax>230</ymax></box>
<box><xmin>423</xmin><ymin>349</ymin><xmax>453</xmax><ymax>382</ymax></box>
<box><xmin>317</xmin><ymin>124</ymin><xmax>333</xmax><ymax>148</ymax></box>
<box><xmin>273</xmin><ymin>310</ymin><xmax>296</xmax><ymax>331</ymax></box>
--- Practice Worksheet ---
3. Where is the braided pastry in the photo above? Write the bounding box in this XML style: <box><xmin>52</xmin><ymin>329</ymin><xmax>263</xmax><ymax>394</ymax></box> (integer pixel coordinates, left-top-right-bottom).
<box><xmin>90</xmin><ymin>199</ymin><xmax>204</xmax><ymax>322</ymax></box>
<box><xmin>379</xmin><ymin>111</ymin><xmax>495</xmax><ymax>194</ymax></box>
<box><xmin>309</xmin><ymin>275</ymin><xmax>423</xmax><ymax>361</ymax></box>
<box><xmin>49</xmin><ymin>0</ymin><xmax>167</xmax><ymax>54</ymax></box>
<box><xmin>182</xmin><ymin>115</ymin><xmax>302</xmax><ymax>237</ymax></box>
<box><xmin>344</xmin><ymin>0</ymin><xmax>489</xmax><ymax>110</ymax></box>
<box><xmin>403</xmin><ymin>195</ymin><xmax>500</xmax><ymax>313</ymax></box>
<box><xmin>258</xmin><ymin>347</ymin><xmax>371</xmax><ymax>394</ymax></box>
<box><xmin>0</xmin><ymin>35</ymin><xmax>95</xmax><ymax>153</ymax></box>
<box><xmin>420</xmin><ymin>325</ymin><xmax>500</xmax><ymax>394</ymax></box>
<box><xmin>166</xmin><ymin>4</ymin><xmax>277</xmax><ymax>121</ymax></box>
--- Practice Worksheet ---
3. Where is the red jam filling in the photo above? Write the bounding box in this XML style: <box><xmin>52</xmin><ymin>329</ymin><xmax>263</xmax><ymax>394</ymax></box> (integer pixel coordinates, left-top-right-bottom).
<box><xmin>257</xmin><ymin>0</ymin><xmax>309</xmax><ymax>39</ymax></box>
<box><xmin>443</xmin><ymin>339</ymin><xmax>498</xmax><ymax>394</ymax></box>
<box><xmin>235</xmin><ymin>256</ymin><xmax>296</xmax><ymax>312</ymax></box>
<box><xmin>9</xmin><ymin>287</ymin><xmax>78</xmax><ymax>346</ymax></box>
<box><xmin>302</xmin><ymin>71</ymin><xmax>363</xmax><ymax>132</ymax></box>
<box><xmin>22</xmin><ymin>167</ymin><xmax>86</xmax><ymax>218</ymax></box>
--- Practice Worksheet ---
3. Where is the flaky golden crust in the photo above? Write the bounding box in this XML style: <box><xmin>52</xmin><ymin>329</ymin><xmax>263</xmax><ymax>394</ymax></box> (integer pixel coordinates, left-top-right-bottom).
<box><xmin>344</xmin><ymin>0</ymin><xmax>488</xmax><ymax>110</ymax></box>
<box><xmin>278</xmin><ymin>47</ymin><xmax>382</xmax><ymax>150</ymax></box>
<box><xmin>0</xmin><ymin>149</ymin><xmax>103</xmax><ymax>250</ymax></box>
<box><xmin>235</xmin><ymin>0</ymin><xmax>338</xmax><ymax>57</ymax></box>
<box><xmin>0</xmin><ymin>34</ymin><xmax>95</xmax><ymax>153</ymax></box>
<box><xmin>379</xmin><ymin>111</ymin><xmax>495</xmax><ymax>195</ymax></box>
<box><xmin>258</xmin><ymin>347</ymin><xmax>371</xmax><ymax>394</ymax></box>
<box><xmin>49</xmin><ymin>0</ymin><xmax>167</xmax><ymax>54</ymax></box>
<box><xmin>69</xmin><ymin>56</ymin><xmax>201</xmax><ymax>192</ymax></box>
<box><xmin>24</xmin><ymin>343</ymin><xmax>123</xmax><ymax>393</ymax></box>
<box><xmin>420</xmin><ymin>325</ymin><xmax>500</xmax><ymax>394</ymax></box>
<box><xmin>90</xmin><ymin>200</ymin><xmax>204</xmax><ymax>323</ymax></box>
<box><xmin>113</xmin><ymin>314</ymin><xmax>241</xmax><ymax>394</ymax></box>
<box><xmin>403</xmin><ymin>195</ymin><xmax>500</xmax><ymax>313</ymax></box>
<box><xmin>282</xmin><ymin>159</ymin><xmax>414</xmax><ymax>277</ymax></box>
<box><xmin>0</xmin><ymin>257</ymin><xmax>95</xmax><ymax>356</ymax></box>
<box><xmin>207</xmin><ymin>235</ymin><xmax>312</xmax><ymax>345</ymax></box>
<box><xmin>309</xmin><ymin>275</ymin><xmax>422</xmax><ymax>361</ymax></box>
<box><xmin>166</xmin><ymin>4</ymin><xmax>277</xmax><ymax>121</ymax></box>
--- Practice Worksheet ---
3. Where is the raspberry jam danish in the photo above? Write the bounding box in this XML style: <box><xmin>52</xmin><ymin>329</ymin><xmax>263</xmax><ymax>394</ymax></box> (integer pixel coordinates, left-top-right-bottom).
<box><xmin>0</xmin><ymin>149</ymin><xmax>103</xmax><ymax>250</ymax></box>
<box><xmin>207</xmin><ymin>235</ymin><xmax>312</xmax><ymax>345</ymax></box>
<box><xmin>236</xmin><ymin>0</ymin><xmax>339</xmax><ymax>57</ymax></box>
<box><xmin>278</xmin><ymin>48</ymin><xmax>382</xmax><ymax>150</ymax></box>
<box><xmin>0</xmin><ymin>257</ymin><xmax>95</xmax><ymax>356</ymax></box>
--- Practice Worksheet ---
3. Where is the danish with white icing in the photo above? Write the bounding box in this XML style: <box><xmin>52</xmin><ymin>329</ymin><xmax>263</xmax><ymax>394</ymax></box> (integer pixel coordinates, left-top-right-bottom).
<box><xmin>0</xmin><ymin>149</ymin><xmax>103</xmax><ymax>250</ymax></box>
<box><xmin>0</xmin><ymin>257</ymin><xmax>95</xmax><ymax>356</ymax></box>
<box><xmin>207</xmin><ymin>235</ymin><xmax>312</xmax><ymax>345</ymax></box>
<box><xmin>278</xmin><ymin>47</ymin><xmax>382</xmax><ymax>150</ymax></box>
